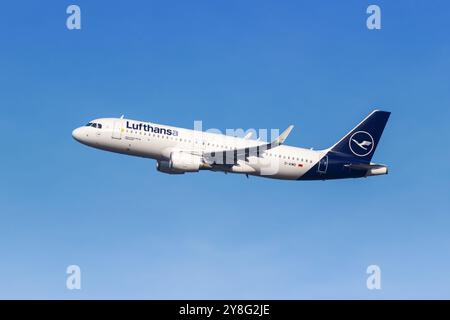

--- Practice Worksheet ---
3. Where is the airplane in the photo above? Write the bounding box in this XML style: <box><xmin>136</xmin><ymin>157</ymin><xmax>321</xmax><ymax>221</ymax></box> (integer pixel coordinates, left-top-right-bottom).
<box><xmin>72</xmin><ymin>109</ymin><xmax>391</xmax><ymax>181</ymax></box>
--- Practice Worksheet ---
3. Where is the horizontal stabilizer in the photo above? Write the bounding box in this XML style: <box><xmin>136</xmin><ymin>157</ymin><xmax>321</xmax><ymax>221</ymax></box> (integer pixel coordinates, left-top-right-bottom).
<box><xmin>344</xmin><ymin>163</ymin><xmax>388</xmax><ymax>176</ymax></box>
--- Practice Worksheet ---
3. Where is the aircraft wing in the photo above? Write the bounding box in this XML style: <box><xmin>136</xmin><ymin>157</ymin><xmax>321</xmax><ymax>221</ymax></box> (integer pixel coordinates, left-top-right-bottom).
<box><xmin>202</xmin><ymin>125</ymin><xmax>294</xmax><ymax>165</ymax></box>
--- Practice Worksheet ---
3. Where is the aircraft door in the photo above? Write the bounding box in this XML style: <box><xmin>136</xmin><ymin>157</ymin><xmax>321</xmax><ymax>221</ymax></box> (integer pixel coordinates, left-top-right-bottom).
<box><xmin>317</xmin><ymin>155</ymin><xmax>328</xmax><ymax>174</ymax></box>
<box><xmin>112</xmin><ymin>120</ymin><xmax>122</xmax><ymax>139</ymax></box>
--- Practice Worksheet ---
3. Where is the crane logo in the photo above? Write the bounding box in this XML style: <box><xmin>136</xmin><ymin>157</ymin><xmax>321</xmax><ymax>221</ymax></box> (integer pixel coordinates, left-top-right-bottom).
<box><xmin>349</xmin><ymin>131</ymin><xmax>374</xmax><ymax>157</ymax></box>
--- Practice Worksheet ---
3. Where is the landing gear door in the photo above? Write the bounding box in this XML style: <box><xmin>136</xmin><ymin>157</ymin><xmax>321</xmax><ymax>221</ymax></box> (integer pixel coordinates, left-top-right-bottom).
<box><xmin>112</xmin><ymin>120</ymin><xmax>122</xmax><ymax>139</ymax></box>
<box><xmin>317</xmin><ymin>155</ymin><xmax>328</xmax><ymax>174</ymax></box>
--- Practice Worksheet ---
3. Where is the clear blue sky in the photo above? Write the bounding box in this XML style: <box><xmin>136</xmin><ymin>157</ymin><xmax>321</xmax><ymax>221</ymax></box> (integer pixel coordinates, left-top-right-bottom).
<box><xmin>0</xmin><ymin>0</ymin><xmax>449</xmax><ymax>299</ymax></box>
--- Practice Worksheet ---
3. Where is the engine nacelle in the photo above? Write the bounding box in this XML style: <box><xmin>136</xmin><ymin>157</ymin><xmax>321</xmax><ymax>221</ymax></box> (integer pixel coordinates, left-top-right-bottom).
<box><xmin>170</xmin><ymin>151</ymin><xmax>202</xmax><ymax>172</ymax></box>
<box><xmin>156</xmin><ymin>152</ymin><xmax>202</xmax><ymax>174</ymax></box>
<box><xmin>156</xmin><ymin>160</ymin><xmax>184</xmax><ymax>174</ymax></box>
<box><xmin>365</xmin><ymin>165</ymin><xmax>388</xmax><ymax>176</ymax></box>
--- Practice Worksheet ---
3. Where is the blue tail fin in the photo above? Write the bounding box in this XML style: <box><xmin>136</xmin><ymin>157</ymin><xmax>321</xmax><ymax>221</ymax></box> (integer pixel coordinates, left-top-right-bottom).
<box><xmin>330</xmin><ymin>110</ymin><xmax>391</xmax><ymax>163</ymax></box>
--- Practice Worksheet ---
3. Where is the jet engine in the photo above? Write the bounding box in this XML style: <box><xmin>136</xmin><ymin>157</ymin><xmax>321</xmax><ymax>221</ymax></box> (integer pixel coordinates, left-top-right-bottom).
<box><xmin>156</xmin><ymin>152</ymin><xmax>203</xmax><ymax>174</ymax></box>
<box><xmin>156</xmin><ymin>160</ymin><xmax>184</xmax><ymax>174</ymax></box>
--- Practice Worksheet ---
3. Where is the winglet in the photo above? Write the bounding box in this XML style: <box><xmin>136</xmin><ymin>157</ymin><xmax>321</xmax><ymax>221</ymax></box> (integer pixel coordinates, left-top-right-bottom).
<box><xmin>272</xmin><ymin>125</ymin><xmax>294</xmax><ymax>146</ymax></box>
<box><xmin>278</xmin><ymin>125</ymin><xmax>294</xmax><ymax>144</ymax></box>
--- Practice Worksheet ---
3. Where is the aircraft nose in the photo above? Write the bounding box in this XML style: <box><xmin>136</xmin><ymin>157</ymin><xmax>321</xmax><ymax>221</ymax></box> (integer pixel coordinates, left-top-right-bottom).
<box><xmin>72</xmin><ymin>127</ymin><xmax>83</xmax><ymax>142</ymax></box>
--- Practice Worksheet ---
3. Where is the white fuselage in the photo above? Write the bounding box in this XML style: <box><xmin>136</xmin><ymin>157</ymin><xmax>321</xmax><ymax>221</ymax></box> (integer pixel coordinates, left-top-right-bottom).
<box><xmin>72</xmin><ymin>118</ymin><xmax>325</xmax><ymax>180</ymax></box>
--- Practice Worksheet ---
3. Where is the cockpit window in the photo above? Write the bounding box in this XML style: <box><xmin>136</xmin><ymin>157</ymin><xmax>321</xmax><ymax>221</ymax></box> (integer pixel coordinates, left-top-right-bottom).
<box><xmin>85</xmin><ymin>122</ymin><xmax>102</xmax><ymax>128</ymax></box>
